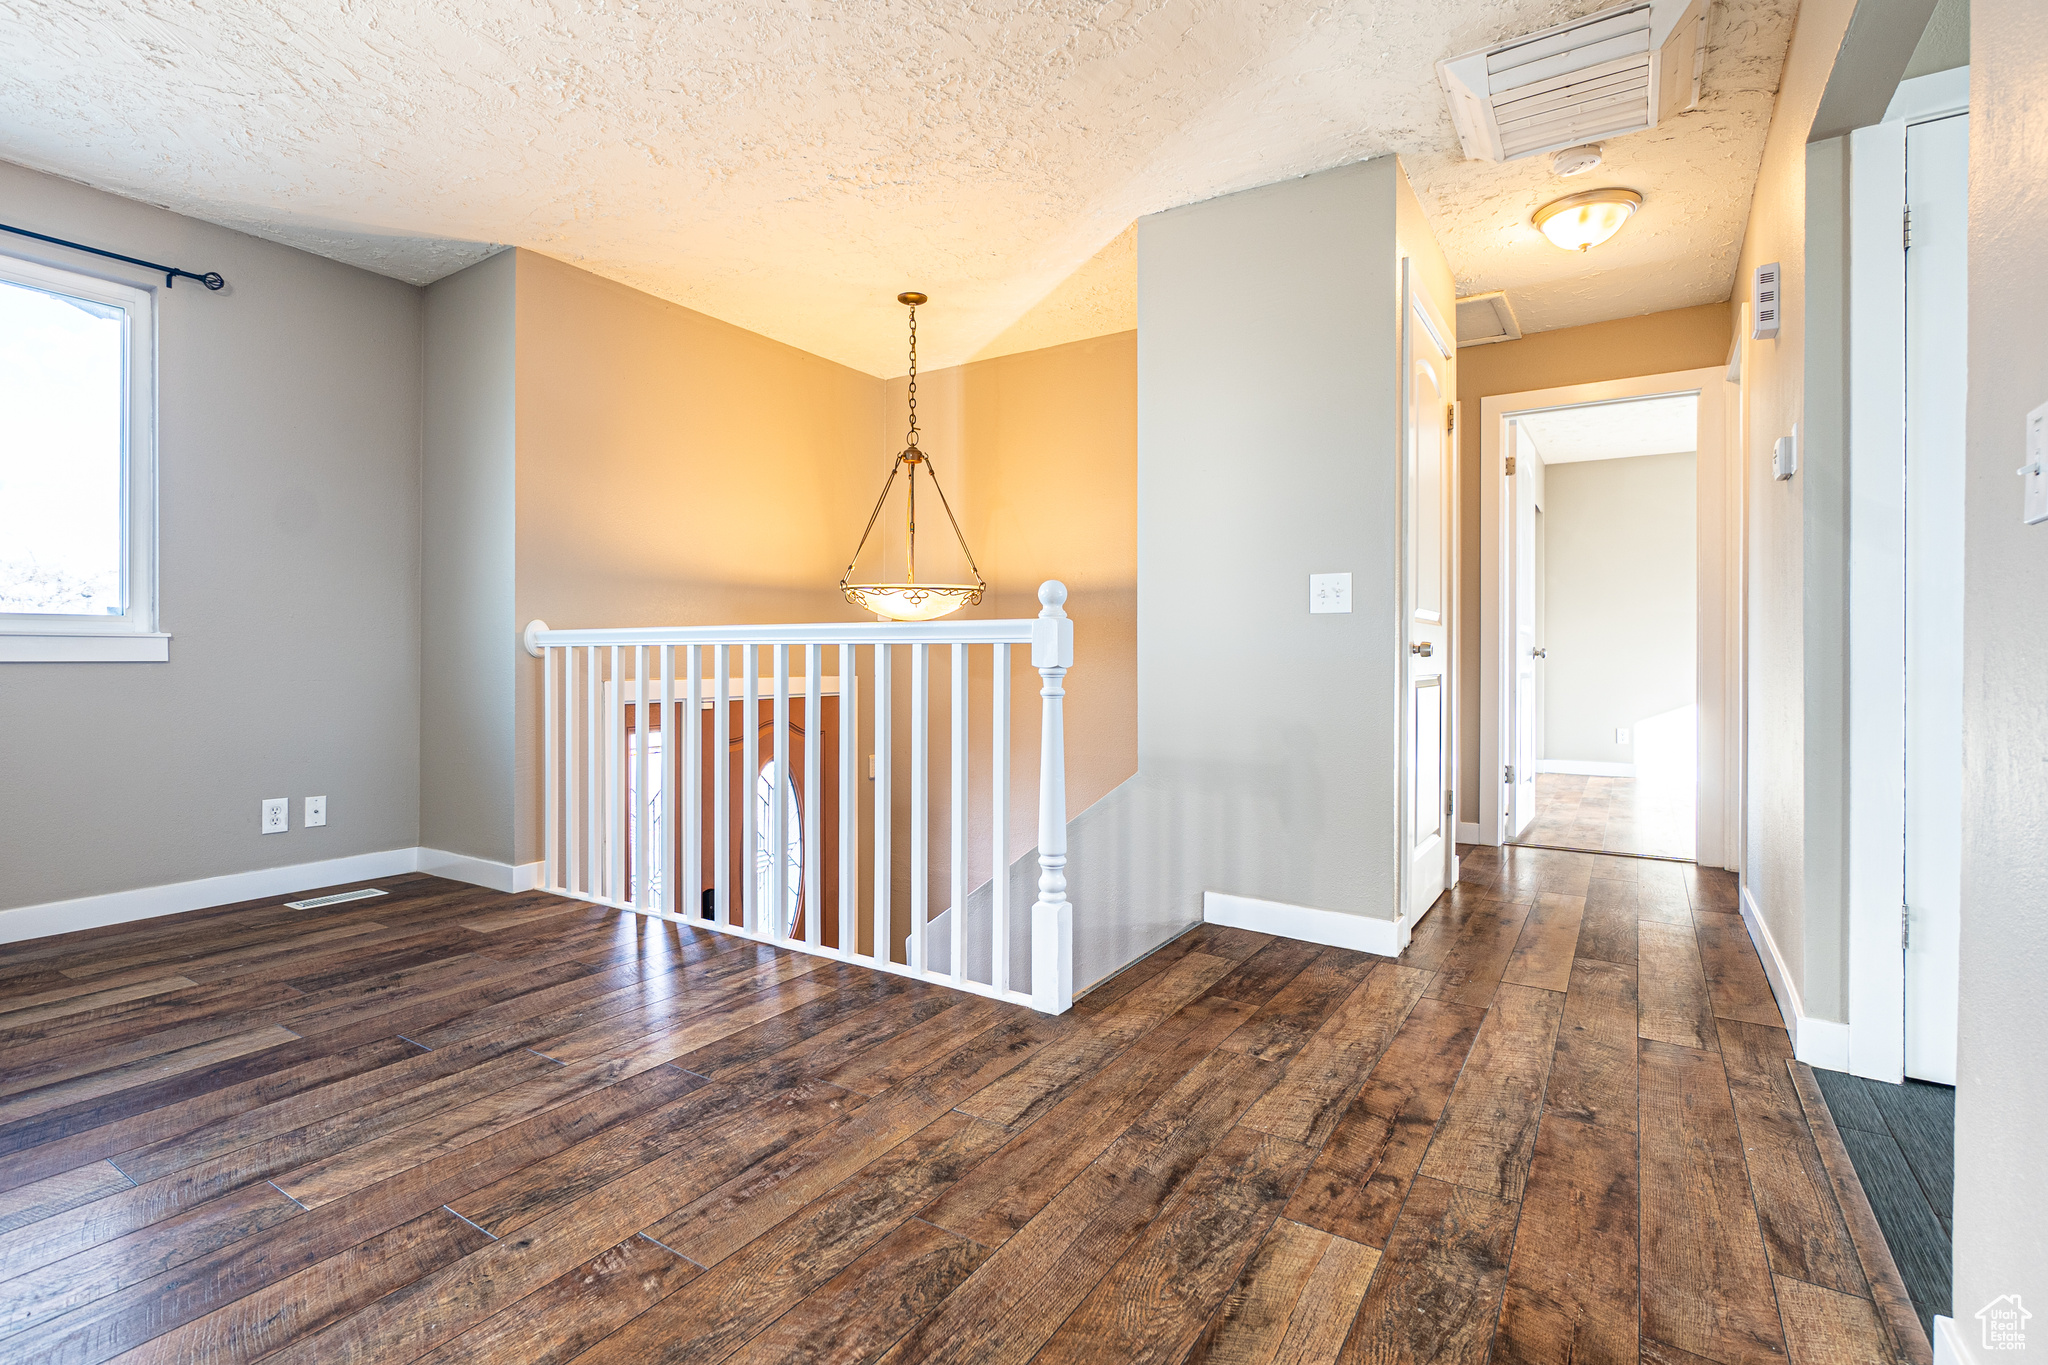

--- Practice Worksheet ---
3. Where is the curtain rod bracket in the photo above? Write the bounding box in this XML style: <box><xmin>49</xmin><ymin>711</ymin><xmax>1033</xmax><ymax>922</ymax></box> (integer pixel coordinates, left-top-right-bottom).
<box><xmin>0</xmin><ymin>221</ymin><xmax>226</xmax><ymax>291</ymax></box>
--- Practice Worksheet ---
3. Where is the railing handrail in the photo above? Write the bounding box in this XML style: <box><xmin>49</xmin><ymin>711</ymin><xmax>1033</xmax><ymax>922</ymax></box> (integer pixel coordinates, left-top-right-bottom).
<box><xmin>525</xmin><ymin>616</ymin><xmax>1039</xmax><ymax>655</ymax></box>
<box><xmin>524</xmin><ymin>580</ymin><xmax>1075</xmax><ymax>1015</ymax></box>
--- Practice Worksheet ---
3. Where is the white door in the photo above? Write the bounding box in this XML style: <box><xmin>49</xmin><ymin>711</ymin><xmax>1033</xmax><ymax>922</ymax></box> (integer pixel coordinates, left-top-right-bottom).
<box><xmin>1904</xmin><ymin>110</ymin><xmax>1967</xmax><ymax>1085</ymax></box>
<box><xmin>1507</xmin><ymin>420</ymin><xmax>1540</xmax><ymax>840</ymax></box>
<box><xmin>1408</xmin><ymin>284</ymin><xmax>1453</xmax><ymax>920</ymax></box>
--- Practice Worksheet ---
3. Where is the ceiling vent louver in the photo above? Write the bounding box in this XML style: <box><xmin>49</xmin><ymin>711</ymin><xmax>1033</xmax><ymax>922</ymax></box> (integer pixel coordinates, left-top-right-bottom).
<box><xmin>1438</xmin><ymin>0</ymin><xmax>1710</xmax><ymax>163</ymax></box>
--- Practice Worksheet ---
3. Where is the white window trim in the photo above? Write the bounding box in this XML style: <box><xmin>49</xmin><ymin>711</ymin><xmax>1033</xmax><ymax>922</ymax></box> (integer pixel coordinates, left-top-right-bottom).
<box><xmin>0</xmin><ymin>251</ymin><xmax>164</xmax><ymax>663</ymax></box>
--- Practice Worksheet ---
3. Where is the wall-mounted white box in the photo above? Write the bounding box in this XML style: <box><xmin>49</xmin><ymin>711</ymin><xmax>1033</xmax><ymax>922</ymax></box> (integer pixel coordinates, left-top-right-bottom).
<box><xmin>2025</xmin><ymin>403</ymin><xmax>2048</xmax><ymax>525</ymax></box>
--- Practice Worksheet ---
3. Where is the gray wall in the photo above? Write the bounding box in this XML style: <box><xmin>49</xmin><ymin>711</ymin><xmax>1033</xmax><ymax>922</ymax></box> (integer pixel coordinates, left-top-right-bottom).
<box><xmin>1123</xmin><ymin>156</ymin><xmax>1407</xmax><ymax>932</ymax></box>
<box><xmin>0</xmin><ymin>160</ymin><xmax>424</xmax><ymax>911</ymax></box>
<box><xmin>1542</xmin><ymin>453</ymin><xmax>1697</xmax><ymax>765</ymax></box>
<box><xmin>420</xmin><ymin>252</ymin><xmax>518</xmax><ymax>865</ymax></box>
<box><xmin>1960</xmin><ymin>0</ymin><xmax>2048</xmax><ymax>1331</ymax></box>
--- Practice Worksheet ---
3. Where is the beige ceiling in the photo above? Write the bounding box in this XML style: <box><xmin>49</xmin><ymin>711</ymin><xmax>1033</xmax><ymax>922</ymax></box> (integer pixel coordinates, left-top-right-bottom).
<box><xmin>0</xmin><ymin>0</ymin><xmax>1796</xmax><ymax>376</ymax></box>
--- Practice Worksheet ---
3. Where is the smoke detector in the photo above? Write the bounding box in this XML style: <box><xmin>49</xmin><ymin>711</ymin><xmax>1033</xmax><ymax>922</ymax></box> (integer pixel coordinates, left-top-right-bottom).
<box><xmin>1552</xmin><ymin>144</ymin><xmax>1604</xmax><ymax>176</ymax></box>
<box><xmin>1438</xmin><ymin>0</ymin><xmax>1710</xmax><ymax>163</ymax></box>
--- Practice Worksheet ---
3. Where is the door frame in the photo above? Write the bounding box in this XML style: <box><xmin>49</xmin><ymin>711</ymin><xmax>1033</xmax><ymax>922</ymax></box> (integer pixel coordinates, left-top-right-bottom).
<box><xmin>1843</xmin><ymin>66</ymin><xmax>1970</xmax><ymax>1084</ymax></box>
<box><xmin>1477</xmin><ymin>367</ymin><xmax>1738</xmax><ymax>867</ymax></box>
<box><xmin>1398</xmin><ymin>260</ymin><xmax>1458</xmax><ymax>949</ymax></box>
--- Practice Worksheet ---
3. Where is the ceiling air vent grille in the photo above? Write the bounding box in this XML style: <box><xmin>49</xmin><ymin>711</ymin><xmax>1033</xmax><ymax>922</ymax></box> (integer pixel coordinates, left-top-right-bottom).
<box><xmin>1439</xmin><ymin>0</ymin><xmax>1709</xmax><ymax>163</ymax></box>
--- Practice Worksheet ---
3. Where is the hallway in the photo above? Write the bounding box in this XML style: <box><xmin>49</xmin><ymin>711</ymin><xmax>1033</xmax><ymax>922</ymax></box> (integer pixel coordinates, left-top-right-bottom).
<box><xmin>1513</xmin><ymin>772</ymin><xmax>1697</xmax><ymax>861</ymax></box>
<box><xmin>0</xmin><ymin>853</ymin><xmax>1926</xmax><ymax>1363</ymax></box>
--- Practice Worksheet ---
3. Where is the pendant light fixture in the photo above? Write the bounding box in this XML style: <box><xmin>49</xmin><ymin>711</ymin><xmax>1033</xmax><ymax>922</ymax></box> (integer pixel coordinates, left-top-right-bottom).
<box><xmin>839</xmin><ymin>292</ymin><xmax>986</xmax><ymax>622</ymax></box>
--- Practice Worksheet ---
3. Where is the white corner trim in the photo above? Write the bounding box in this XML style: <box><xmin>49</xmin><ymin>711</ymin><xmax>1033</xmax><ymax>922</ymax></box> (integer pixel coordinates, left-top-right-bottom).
<box><xmin>1457</xmin><ymin>821</ymin><xmax>1486</xmax><ymax>846</ymax></box>
<box><xmin>1738</xmin><ymin>883</ymin><xmax>1850</xmax><ymax>1069</ymax></box>
<box><xmin>416</xmin><ymin>847</ymin><xmax>544</xmax><ymax>894</ymax></box>
<box><xmin>1933</xmin><ymin>1315</ymin><xmax>1974</xmax><ymax>1365</ymax></box>
<box><xmin>1535</xmin><ymin>759</ymin><xmax>1636</xmax><ymax>777</ymax></box>
<box><xmin>0</xmin><ymin>632</ymin><xmax>171</xmax><ymax>662</ymax></box>
<box><xmin>0</xmin><ymin>846</ymin><xmax>420</xmax><ymax>945</ymax></box>
<box><xmin>1204</xmin><ymin>891</ymin><xmax>1401</xmax><ymax>958</ymax></box>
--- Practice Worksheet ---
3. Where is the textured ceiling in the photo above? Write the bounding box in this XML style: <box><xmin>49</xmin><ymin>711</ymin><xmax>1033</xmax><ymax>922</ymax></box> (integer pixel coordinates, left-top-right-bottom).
<box><xmin>1518</xmin><ymin>393</ymin><xmax>1698</xmax><ymax>463</ymax></box>
<box><xmin>0</xmin><ymin>0</ymin><xmax>1797</xmax><ymax>376</ymax></box>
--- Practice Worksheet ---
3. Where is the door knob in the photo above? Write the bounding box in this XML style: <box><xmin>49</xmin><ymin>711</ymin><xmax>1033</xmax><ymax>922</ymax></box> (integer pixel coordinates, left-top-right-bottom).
<box><xmin>1411</xmin><ymin>642</ymin><xmax>1433</xmax><ymax>657</ymax></box>
<box><xmin>1532</xmin><ymin>647</ymin><xmax>1547</xmax><ymax>659</ymax></box>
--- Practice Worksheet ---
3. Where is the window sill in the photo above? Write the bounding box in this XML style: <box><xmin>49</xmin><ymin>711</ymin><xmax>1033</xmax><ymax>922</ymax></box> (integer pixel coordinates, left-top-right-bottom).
<box><xmin>0</xmin><ymin>633</ymin><xmax>171</xmax><ymax>662</ymax></box>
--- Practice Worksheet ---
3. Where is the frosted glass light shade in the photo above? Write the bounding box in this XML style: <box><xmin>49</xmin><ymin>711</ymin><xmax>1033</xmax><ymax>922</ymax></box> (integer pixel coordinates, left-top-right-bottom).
<box><xmin>840</xmin><ymin>583</ymin><xmax>983</xmax><ymax>621</ymax></box>
<box><xmin>1533</xmin><ymin>189</ymin><xmax>1642</xmax><ymax>252</ymax></box>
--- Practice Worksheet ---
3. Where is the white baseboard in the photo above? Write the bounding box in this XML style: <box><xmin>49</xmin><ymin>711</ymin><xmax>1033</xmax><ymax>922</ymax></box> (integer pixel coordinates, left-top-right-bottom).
<box><xmin>1738</xmin><ymin>883</ymin><xmax>1851</xmax><ymax>1069</ymax></box>
<box><xmin>0</xmin><ymin>847</ymin><xmax>421</xmax><ymax>945</ymax></box>
<box><xmin>1457</xmin><ymin>821</ymin><xmax>1487</xmax><ymax>846</ymax></box>
<box><xmin>0</xmin><ymin>846</ymin><xmax>545</xmax><ymax>945</ymax></box>
<box><xmin>1204</xmin><ymin>891</ymin><xmax>1401</xmax><ymax>958</ymax></box>
<box><xmin>1535</xmin><ymin>759</ymin><xmax>1636</xmax><ymax>777</ymax></box>
<box><xmin>416</xmin><ymin>847</ymin><xmax>543</xmax><ymax>895</ymax></box>
<box><xmin>1933</xmin><ymin>1315</ymin><xmax>1974</xmax><ymax>1365</ymax></box>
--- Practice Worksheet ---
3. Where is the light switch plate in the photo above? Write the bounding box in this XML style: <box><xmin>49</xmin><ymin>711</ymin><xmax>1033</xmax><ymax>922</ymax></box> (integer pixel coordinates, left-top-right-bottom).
<box><xmin>2025</xmin><ymin>403</ymin><xmax>2048</xmax><ymax>525</ymax></box>
<box><xmin>305</xmin><ymin>795</ymin><xmax>327</xmax><ymax>828</ymax></box>
<box><xmin>1309</xmin><ymin>573</ymin><xmax>1352</xmax><ymax>614</ymax></box>
<box><xmin>261</xmin><ymin>798</ymin><xmax>289</xmax><ymax>835</ymax></box>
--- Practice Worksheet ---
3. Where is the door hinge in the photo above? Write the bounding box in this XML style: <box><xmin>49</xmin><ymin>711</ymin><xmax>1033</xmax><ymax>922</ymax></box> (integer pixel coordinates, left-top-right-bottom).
<box><xmin>1447</xmin><ymin>791</ymin><xmax>1456</xmax><ymax>816</ymax></box>
<box><xmin>1504</xmin><ymin>764</ymin><xmax>1516</xmax><ymax>784</ymax></box>
<box><xmin>1505</xmin><ymin>455</ymin><xmax>1518</xmax><ymax>476</ymax></box>
<box><xmin>1446</xmin><ymin>403</ymin><xmax>1456</xmax><ymax>433</ymax></box>
<box><xmin>1902</xmin><ymin>903</ymin><xmax>1911</xmax><ymax>949</ymax></box>
<box><xmin>1903</xmin><ymin>206</ymin><xmax>1913</xmax><ymax>250</ymax></box>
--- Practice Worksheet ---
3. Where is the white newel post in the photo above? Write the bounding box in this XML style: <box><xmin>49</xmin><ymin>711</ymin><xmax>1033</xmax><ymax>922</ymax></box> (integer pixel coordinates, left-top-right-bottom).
<box><xmin>1031</xmin><ymin>580</ymin><xmax>1075</xmax><ymax>1014</ymax></box>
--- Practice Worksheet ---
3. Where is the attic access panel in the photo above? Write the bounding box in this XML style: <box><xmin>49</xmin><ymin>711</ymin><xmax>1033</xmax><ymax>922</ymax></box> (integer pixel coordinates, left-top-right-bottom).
<box><xmin>1438</xmin><ymin>0</ymin><xmax>1710</xmax><ymax>163</ymax></box>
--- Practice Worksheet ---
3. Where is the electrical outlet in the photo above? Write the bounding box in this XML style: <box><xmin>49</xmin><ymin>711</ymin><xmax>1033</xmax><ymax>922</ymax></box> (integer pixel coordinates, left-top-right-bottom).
<box><xmin>305</xmin><ymin>795</ymin><xmax>327</xmax><ymax>828</ymax></box>
<box><xmin>261</xmin><ymin>798</ymin><xmax>289</xmax><ymax>835</ymax></box>
<box><xmin>1615</xmin><ymin>727</ymin><xmax>1631</xmax><ymax>745</ymax></box>
<box><xmin>1309</xmin><ymin>573</ymin><xmax>1352</xmax><ymax>614</ymax></box>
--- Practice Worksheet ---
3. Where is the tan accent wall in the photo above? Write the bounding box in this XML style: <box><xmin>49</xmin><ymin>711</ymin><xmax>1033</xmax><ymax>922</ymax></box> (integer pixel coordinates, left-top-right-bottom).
<box><xmin>1452</xmin><ymin>304</ymin><xmax>1730</xmax><ymax>826</ymax></box>
<box><xmin>510</xmin><ymin>249</ymin><xmax>885</xmax><ymax>868</ymax></box>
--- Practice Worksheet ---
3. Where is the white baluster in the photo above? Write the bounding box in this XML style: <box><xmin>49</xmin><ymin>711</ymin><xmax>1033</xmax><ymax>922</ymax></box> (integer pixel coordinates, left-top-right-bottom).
<box><xmin>804</xmin><ymin>642</ymin><xmax>823</xmax><ymax>950</ymax></box>
<box><xmin>544</xmin><ymin>643</ymin><xmax>558</xmax><ymax>894</ymax></box>
<box><xmin>743</xmin><ymin>646</ymin><xmax>760</xmax><ymax>934</ymax></box>
<box><xmin>949</xmin><ymin>640</ymin><xmax>966</xmax><ymax>985</ymax></box>
<box><xmin>684</xmin><ymin>644</ymin><xmax>702</xmax><ymax>923</ymax></box>
<box><xmin>659</xmin><ymin>644</ymin><xmax>675</xmax><ymax>917</ymax></box>
<box><xmin>565</xmin><ymin>647</ymin><xmax>580</xmax><ymax>896</ymax></box>
<box><xmin>839</xmin><ymin>642</ymin><xmax>857</xmax><ymax>956</ymax></box>
<box><xmin>634</xmin><ymin>644</ymin><xmax>650</xmax><ymax>910</ymax></box>
<box><xmin>773</xmin><ymin>643</ymin><xmax>791</xmax><ymax>940</ymax></box>
<box><xmin>609</xmin><ymin>645</ymin><xmax>624</xmax><ymax>905</ymax></box>
<box><xmin>991</xmin><ymin>641</ymin><xmax>1010</xmax><ymax>995</ymax></box>
<box><xmin>873</xmin><ymin>643</ymin><xmax>892</xmax><ymax>964</ymax></box>
<box><xmin>585</xmin><ymin>647</ymin><xmax>600</xmax><ymax>899</ymax></box>
<box><xmin>911</xmin><ymin>642</ymin><xmax>929</xmax><ymax>973</ymax></box>
<box><xmin>714</xmin><ymin>643</ymin><xmax>730</xmax><ymax>927</ymax></box>
<box><xmin>1031</xmin><ymin>581</ymin><xmax>1074</xmax><ymax>1014</ymax></box>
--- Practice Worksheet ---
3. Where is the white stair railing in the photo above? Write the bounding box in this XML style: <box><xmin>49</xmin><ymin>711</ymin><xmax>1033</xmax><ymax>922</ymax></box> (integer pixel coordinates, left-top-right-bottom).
<box><xmin>522</xmin><ymin>581</ymin><xmax>1075</xmax><ymax>1014</ymax></box>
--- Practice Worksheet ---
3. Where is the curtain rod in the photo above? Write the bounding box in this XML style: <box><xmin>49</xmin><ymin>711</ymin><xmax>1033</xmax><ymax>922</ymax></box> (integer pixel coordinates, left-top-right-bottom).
<box><xmin>0</xmin><ymin>221</ymin><xmax>225</xmax><ymax>290</ymax></box>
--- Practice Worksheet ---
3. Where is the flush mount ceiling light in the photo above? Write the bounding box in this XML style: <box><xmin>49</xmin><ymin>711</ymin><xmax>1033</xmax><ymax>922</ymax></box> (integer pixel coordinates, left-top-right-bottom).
<box><xmin>1533</xmin><ymin>188</ymin><xmax>1643</xmax><ymax>251</ymax></box>
<box><xmin>839</xmin><ymin>292</ymin><xmax>986</xmax><ymax>622</ymax></box>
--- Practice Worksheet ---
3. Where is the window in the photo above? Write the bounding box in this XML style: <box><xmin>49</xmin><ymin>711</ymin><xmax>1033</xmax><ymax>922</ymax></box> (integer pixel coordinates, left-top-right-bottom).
<box><xmin>0</xmin><ymin>253</ymin><xmax>160</xmax><ymax>661</ymax></box>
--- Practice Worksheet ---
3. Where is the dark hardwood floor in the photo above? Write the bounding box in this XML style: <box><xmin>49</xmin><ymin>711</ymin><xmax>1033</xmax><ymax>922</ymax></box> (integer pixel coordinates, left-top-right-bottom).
<box><xmin>1812</xmin><ymin>1069</ymin><xmax>1955</xmax><ymax>1342</ymax></box>
<box><xmin>0</xmin><ymin>849</ymin><xmax>1930</xmax><ymax>1364</ymax></box>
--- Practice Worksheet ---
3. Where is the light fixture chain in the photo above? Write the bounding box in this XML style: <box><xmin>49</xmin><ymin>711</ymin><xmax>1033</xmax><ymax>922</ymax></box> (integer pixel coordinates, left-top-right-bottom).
<box><xmin>905</xmin><ymin>304</ymin><xmax>918</xmax><ymax>448</ymax></box>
